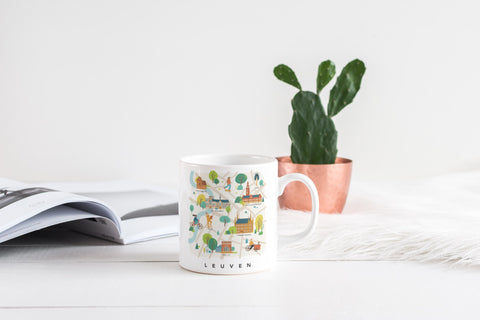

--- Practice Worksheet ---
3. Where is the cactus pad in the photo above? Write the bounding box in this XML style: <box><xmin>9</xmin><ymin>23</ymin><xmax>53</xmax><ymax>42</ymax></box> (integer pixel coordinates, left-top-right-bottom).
<box><xmin>288</xmin><ymin>91</ymin><xmax>337</xmax><ymax>164</ymax></box>
<box><xmin>273</xmin><ymin>64</ymin><xmax>302</xmax><ymax>90</ymax></box>
<box><xmin>327</xmin><ymin>59</ymin><xmax>365</xmax><ymax>117</ymax></box>
<box><xmin>316</xmin><ymin>60</ymin><xmax>336</xmax><ymax>94</ymax></box>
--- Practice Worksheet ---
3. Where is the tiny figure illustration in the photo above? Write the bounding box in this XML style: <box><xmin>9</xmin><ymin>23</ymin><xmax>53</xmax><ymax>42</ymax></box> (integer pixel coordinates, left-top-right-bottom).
<box><xmin>224</xmin><ymin>177</ymin><xmax>232</xmax><ymax>192</ymax></box>
<box><xmin>246</xmin><ymin>240</ymin><xmax>261</xmax><ymax>251</ymax></box>
<box><xmin>190</xmin><ymin>214</ymin><xmax>203</xmax><ymax>229</ymax></box>
<box><xmin>206</xmin><ymin>214</ymin><xmax>213</xmax><ymax>229</ymax></box>
<box><xmin>247</xmin><ymin>239</ymin><xmax>254</xmax><ymax>250</ymax></box>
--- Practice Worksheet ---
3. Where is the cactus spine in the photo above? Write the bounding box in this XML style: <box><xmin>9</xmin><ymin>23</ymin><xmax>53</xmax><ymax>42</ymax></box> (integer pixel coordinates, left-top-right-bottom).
<box><xmin>274</xmin><ymin>59</ymin><xmax>365</xmax><ymax>164</ymax></box>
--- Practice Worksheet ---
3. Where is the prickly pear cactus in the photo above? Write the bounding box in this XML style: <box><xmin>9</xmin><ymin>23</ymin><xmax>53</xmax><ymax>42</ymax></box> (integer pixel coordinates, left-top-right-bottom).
<box><xmin>288</xmin><ymin>91</ymin><xmax>337</xmax><ymax>164</ymax></box>
<box><xmin>274</xmin><ymin>59</ymin><xmax>365</xmax><ymax>164</ymax></box>
<box><xmin>273</xmin><ymin>64</ymin><xmax>302</xmax><ymax>90</ymax></box>
<box><xmin>327</xmin><ymin>59</ymin><xmax>366</xmax><ymax>117</ymax></box>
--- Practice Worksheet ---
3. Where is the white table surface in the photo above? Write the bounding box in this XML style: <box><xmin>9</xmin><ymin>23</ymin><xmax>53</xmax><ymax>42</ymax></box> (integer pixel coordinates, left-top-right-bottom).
<box><xmin>1</xmin><ymin>227</ymin><xmax>479</xmax><ymax>320</ymax></box>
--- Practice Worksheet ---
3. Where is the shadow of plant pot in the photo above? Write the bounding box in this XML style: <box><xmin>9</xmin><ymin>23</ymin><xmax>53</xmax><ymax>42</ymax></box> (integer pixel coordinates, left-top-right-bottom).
<box><xmin>277</xmin><ymin>156</ymin><xmax>353</xmax><ymax>213</ymax></box>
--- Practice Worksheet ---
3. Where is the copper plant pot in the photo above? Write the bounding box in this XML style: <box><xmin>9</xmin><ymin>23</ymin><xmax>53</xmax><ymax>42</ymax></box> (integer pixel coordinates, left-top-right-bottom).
<box><xmin>277</xmin><ymin>156</ymin><xmax>353</xmax><ymax>213</ymax></box>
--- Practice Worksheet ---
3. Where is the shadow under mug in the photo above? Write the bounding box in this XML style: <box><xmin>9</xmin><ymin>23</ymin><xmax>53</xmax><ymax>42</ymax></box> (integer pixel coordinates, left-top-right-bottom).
<box><xmin>179</xmin><ymin>154</ymin><xmax>319</xmax><ymax>274</ymax></box>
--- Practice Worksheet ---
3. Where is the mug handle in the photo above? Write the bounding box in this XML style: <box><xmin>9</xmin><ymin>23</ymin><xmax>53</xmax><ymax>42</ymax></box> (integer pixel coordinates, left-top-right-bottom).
<box><xmin>278</xmin><ymin>173</ymin><xmax>319</xmax><ymax>246</ymax></box>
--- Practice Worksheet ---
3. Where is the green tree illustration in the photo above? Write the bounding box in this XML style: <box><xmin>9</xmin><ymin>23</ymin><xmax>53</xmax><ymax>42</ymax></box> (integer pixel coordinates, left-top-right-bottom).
<box><xmin>226</xmin><ymin>226</ymin><xmax>237</xmax><ymax>234</ymax></box>
<box><xmin>235</xmin><ymin>196</ymin><xmax>244</xmax><ymax>206</ymax></box>
<box><xmin>203</xmin><ymin>233</ymin><xmax>212</xmax><ymax>245</ymax></box>
<box><xmin>208</xmin><ymin>238</ymin><xmax>217</xmax><ymax>252</ymax></box>
<box><xmin>209</xmin><ymin>170</ymin><xmax>219</xmax><ymax>184</ymax></box>
<box><xmin>197</xmin><ymin>194</ymin><xmax>206</xmax><ymax>206</ymax></box>
<box><xmin>235</xmin><ymin>173</ymin><xmax>247</xmax><ymax>190</ymax></box>
<box><xmin>255</xmin><ymin>215</ymin><xmax>264</xmax><ymax>235</ymax></box>
<box><xmin>219</xmin><ymin>216</ymin><xmax>231</xmax><ymax>226</ymax></box>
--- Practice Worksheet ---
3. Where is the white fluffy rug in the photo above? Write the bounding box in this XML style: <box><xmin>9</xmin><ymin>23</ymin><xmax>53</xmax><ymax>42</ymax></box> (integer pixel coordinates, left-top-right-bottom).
<box><xmin>278</xmin><ymin>170</ymin><xmax>480</xmax><ymax>265</ymax></box>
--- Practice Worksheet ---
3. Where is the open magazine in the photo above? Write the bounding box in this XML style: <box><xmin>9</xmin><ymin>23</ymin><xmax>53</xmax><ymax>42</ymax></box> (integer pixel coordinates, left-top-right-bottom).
<box><xmin>0</xmin><ymin>178</ymin><xmax>179</xmax><ymax>244</ymax></box>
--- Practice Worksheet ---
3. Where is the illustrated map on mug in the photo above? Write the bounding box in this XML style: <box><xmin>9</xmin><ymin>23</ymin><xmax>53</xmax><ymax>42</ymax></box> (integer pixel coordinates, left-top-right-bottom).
<box><xmin>187</xmin><ymin>170</ymin><xmax>266</xmax><ymax>258</ymax></box>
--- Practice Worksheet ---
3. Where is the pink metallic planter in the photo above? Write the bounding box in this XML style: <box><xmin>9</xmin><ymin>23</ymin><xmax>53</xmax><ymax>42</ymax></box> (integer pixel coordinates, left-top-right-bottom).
<box><xmin>277</xmin><ymin>156</ymin><xmax>353</xmax><ymax>213</ymax></box>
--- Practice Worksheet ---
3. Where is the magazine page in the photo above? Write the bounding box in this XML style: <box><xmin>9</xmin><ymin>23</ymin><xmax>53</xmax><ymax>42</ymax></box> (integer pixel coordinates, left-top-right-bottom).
<box><xmin>0</xmin><ymin>179</ymin><xmax>178</xmax><ymax>244</ymax></box>
<box><xmin>0</xmin><ymin>178</ymin><xmax>122</xmax><ymax>243</ymax></box>
<box><xmin>41</xmin><ymin>181</ymin><xmax>178</xmax><ymax>219</ymax></box>
<box><xmin>80</xmin><ymin>190</ymin><xmax>177</xmax><ymax>220</ymax></box>
<box><xmin>0</xmin><ymin>205</ymin><xmax>121</xmax><ymax>244</ymax></box>
<box><xmin>116</xmin><ymin>215</ymin><xmax>179</xmax><ymax>244</ymax></box>
<box><xmin>42</xmin><ymin>181</ymin><xmax>179</xmax><ymax>244</ymax></box>
<box><xmin>76</xmin><ymin>189</ymin><xmax>179</xmax><ymax>244</ymax></box>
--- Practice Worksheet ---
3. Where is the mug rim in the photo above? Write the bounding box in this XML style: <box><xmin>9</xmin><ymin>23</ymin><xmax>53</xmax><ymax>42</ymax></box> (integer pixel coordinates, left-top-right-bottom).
<box><xmin>180</xmin><ymin>153</ymin><xmax>277</xmax><ymax>168</ymax></box>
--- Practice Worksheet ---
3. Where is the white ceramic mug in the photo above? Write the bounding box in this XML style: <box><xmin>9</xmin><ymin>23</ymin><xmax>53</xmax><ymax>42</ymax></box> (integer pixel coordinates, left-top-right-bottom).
<box><xmin>179</xmin><ymin>154</ymin><xmax>319</xmax><ymax>274</ymax></box>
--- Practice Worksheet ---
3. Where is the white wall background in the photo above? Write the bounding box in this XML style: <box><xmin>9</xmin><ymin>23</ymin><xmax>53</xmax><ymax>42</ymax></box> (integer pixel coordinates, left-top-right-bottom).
<box><xmin>1</xmin><ymin>0</ymin><xmax>479</xmax><ymax>185</ymax></box>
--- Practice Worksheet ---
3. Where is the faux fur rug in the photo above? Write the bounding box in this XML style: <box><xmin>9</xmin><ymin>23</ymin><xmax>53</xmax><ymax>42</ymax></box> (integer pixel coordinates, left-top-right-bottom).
<box><xmin>278</xmin><ymin>170</ymin><xmax>480</xmax><ymax>265</ymax></box>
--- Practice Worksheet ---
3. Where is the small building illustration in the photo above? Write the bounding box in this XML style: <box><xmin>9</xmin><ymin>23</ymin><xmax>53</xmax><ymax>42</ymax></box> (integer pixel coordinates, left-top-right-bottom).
<box><xmin>196</xmin><ymin>176</ymin><xmax>207</xmax><ymax>189</ymax></box>
<box><xmin>242</xmin><ymin>182</ymin><xmax>262</xmax><ymax>204</ymax></box>
<box><xmin>215</xmin><ymin>241</ymin><xmax>235</xmax><ymax>253</ymax></box>
<box><xmin>205</xmin><ymin>196</ymin><xmax>229</xmax><ymax>210</ymax></box>
<box><xmin>221</xmin><ymin>241</ymin><xmax>232</xmax><ymax>253</ymax></box>
<box><xmin>234</xmin><ymin>214</ymin><xmax>254</xmax><ymax>234</ymax></box>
